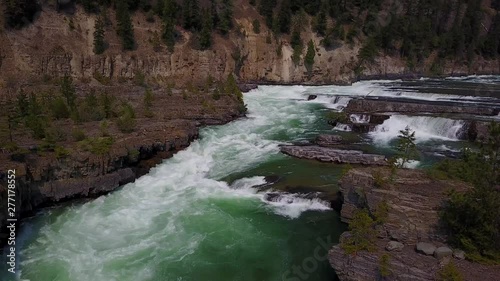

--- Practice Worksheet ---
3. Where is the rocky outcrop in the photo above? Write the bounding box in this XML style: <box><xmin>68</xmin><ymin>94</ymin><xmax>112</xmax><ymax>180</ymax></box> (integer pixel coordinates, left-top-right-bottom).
<box><xmin>345</xmin><ymin>99</ymin><xmax>498</xmax><ymax>116</ymax></box>
<box><xmin>280</xmin><ymin>145</ymin><xmax>387</xmax><ymax>165</ymax></box>
<box><xmin>0</xmin><ymin>84</ymin><xmax>245</xmax><ymax>245</ymax></box>
<box><xmin>328</xmin><ymin>168</ymin><xmax>500</xmax><ymax>281</ymax></box>
<box><xmin>315</xmin><ymin>134</ymin><xmax>344</xmax><ymax>147</ymax></box>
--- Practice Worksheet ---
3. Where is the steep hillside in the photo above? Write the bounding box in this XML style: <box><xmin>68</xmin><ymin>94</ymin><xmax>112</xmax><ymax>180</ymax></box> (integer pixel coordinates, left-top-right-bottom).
<box><xmin>0</xmin><ymin>0</ymin><xmax>499</xmax><ymax>89</ymax></box>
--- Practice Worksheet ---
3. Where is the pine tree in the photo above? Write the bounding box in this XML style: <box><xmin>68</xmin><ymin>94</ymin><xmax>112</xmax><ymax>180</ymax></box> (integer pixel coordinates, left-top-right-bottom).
<box><xmin>182</xmin><ymin>0</ymin><xmax>201</xmax><ymax>31</ymax></box>
<box><xmin>116</xmin><ymin>0</ymin><xmax>135</xmax><ymax>50</ymax></box>
<box><xmin>61</xmin><ymin>75</ymin><xmax>76</xmax><ymax>110</ymax></box>
<box><xmin>4</xmin><ymin>0</ymin><xmax>38</xmax><ymax>28</ymax></box>
<box><xmin>162</xmin><ymin>0</ymin><xmax>176</xmax><ymax>52</ymax></box>
<box><xmin>304</xmin><ymin>40</ymin><xmax>316</xmax><ymax>72</ymax></box>
<box><xmin>210</xmin><ymin>0</ymin><xmax>219</xmax><ymax>29</ymax></box>
<box><xmin>277</xmin><ymin>0</ymin><xmax>291</xmax><ymax>34</ymax></box>
<box><xmin>314</xmin><ymin>8</ymin><xmax>327</xmax><ymax>36</ymax></box>
<box><xmin>93</xmin><ymin>14</ymin><xmax>106</xmax><ymax>54</ymax></box>
<box><xmin>199</xmin><ymin>9</ymin><xmax>213</xmax><ymax>49</ymax></box>
<box><xmin>218</xmin><ymin>0</ymin><xmax>233</xmax><ymax>34</ymax></box>
<box><xmin>259</xmin><ymin>0</ymin><xmax>277</xmax><ymax>28</ymax></box>
<box><xmin>395</xmin><ymin>126</ymin><xmax>418</xmax><ymax>168</ymax></box>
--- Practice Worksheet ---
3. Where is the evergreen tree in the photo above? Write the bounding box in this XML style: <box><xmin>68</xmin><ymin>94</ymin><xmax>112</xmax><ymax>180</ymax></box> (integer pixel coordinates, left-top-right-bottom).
<box><xmin>218</xmin><ymin>0</ymin><xmax>233</xmax><ymax>34</ymax></box>
<box><xmin>116</xmin><ymin>0</ymin><xmax>135</xmax><ymax>50</ymax></box>
<box><xmin>314</xmin><ymin>8</ymin><xmax>327</xmax><ymax>36</ymax></box>
<box><xmin>60</xmin><ymin>75</ymin><xmax>76</xmax><ymax>110</ymax></box>
<box><xmin>304</xmin><ymin>40</ymin><xmax>316</xmax><ymax>72</ymax></box>
<box><xmin>162</xmin><ymin>0</ymin><xmax>177</xmax><ymax>52</ymax></box>
<box><xmin>199</xmin><ymin>9</ymin><xmax>213</xmax><ymax>49</ymax></box>
<box><xmin>210</xmin><ymin>0</ymin><xmax>219</xmax><ymax>29</ymax></box>
<box><xmin>277</xmin><ymin>0</ymin><xmax>291</xmax><ymax>34</ymax></box>
<box><xmin>395</xmin><ymin>126</ymin><xmax>418</xmax><ymax>168</ymax></box>
<box><xmin>93</xmin><ymin>14</ymin><xmax>106</xmax><ymax>54</ymax></box>
<box><xmin>259</xmin><ymin>0</ymin><xmax>277</xmax><ymax>28</ymax></box>
<box><xmin>4</xmin><ymin>0</ymin><xmax>38</xmax><ymax>28</ymax></box>
<box><xmin>182</xmin><ymin>0</ymin><xmax>201</xmax><ymax>31</ymax></box>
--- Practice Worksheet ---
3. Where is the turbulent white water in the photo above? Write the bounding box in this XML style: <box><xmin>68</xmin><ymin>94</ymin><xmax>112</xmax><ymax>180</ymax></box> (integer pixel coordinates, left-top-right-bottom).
<box><xmin>16</xmin><ymin>86</ymin><xmax>333</xmax><ymax>281</ymax></box>
<box><xmin>369</xmin><ymin>115</ymin><xmax>465</xmax><ymax>144</ymax></box>
<box><xmin>350</xmin><ymin>114</ymin><xmax>371</xmax><ymax>123</ymax></box>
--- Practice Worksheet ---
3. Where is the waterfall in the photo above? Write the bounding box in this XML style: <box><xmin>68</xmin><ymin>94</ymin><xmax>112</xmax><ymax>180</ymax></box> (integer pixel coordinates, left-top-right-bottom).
<box><xmin>370</xmin><ymin>115</ymin><xmax>466</xmax><ymax>143</ymax></box>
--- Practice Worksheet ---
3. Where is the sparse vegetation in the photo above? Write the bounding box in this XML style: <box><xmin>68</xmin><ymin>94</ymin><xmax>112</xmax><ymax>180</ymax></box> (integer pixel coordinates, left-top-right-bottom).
<box><xmin>436</xmin><ymin>262</ymin><xmax>464</xmax><ymax>281</ymax></box>
<box><xmin>395</xmin><ymin>126</ymin><xmax>418</xmax><ymax>168</ymax></box>
<box><xmin>341</xmin><ymin>209</ymin><xmax>377</xmax><ymax>254</ymax></box>
<box><xmin>379</xmin><ymin>254</ymin><xmax>391</xmax><ymax>278</ymax></box>
<box><xmin>438</xmin><ymin>123</ymin><xmax>500</xmax><ymax>264</ymax></box>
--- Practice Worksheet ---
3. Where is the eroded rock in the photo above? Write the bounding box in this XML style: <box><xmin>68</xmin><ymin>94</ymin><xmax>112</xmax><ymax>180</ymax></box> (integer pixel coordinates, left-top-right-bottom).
<box><xmin>386</xmin><ymin>241</ymin><xmax>404</xmax><ymax>252</ymax></box>
<box><xmin>280</xmin><ymin>145</ymin><xmax>387</xmax><ymax>165</ymax></box>
<box><xmin>434</xmin><ymin>246</ymin><xmax>453</xmax><ymax>259</ymax></box>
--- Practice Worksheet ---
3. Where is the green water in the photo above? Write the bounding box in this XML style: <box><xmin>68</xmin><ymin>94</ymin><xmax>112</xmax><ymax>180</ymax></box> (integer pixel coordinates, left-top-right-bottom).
<box><xmin>5</xmin><ymin>86</ymin><xmax>347</xmax><ymax>281</ymax></box>
<box><xmin>4</xmin><ymin>79</ymin><xmax>497</xmax><ymax>281</ymax></box>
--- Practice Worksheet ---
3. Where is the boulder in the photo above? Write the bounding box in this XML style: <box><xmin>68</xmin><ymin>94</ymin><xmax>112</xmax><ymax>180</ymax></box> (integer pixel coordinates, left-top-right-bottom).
<box><xmin>386</xmin><ymin>241</ymin><xmax>404</xmax><ymax>252</ymax></box>
<box><xmin>307</xmin><ymin>95</ymin><xmax>318</xmax><ymax>101</ymax></box>
<box><xmin>453</xmin><ymin>249</ymin><xmax>465</xmax><ymax>260</ymax></box>
<box><xmin>315</xmin><ymin>135</ymin><xmax>343</xmax><ymax>147</ymax></box>
<box><xmin>416</xmin><ymin>242</ymin><xmax>436</xmax><ymax>256</ymax></box>
<box><xmin>434</xmin><ymin>247</ymin><xmax>453</xmax><ymax>259</ymax></box>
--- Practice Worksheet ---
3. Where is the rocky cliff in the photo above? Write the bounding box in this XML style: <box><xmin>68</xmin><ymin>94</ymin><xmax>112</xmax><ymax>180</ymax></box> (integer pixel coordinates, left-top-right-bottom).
<box><xmin>329</xmin><ymin>168</ymin><xmax>500</xmax><ymax>281</ymax></box>
<box><xmin>0</xmin><ymin>83</ymin><xmax>245</xmax><ymax>243</ymax></box>
<box><xmin>1</xmin><ymin>1</ymin><xmax>499</xmax><ymax>90</ymax></box>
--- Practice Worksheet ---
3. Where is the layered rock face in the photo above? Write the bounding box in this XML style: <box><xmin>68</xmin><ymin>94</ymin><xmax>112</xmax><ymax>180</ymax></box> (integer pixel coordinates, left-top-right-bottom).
<box><xmin>328</xmin><ymin>168</ymin><xmax>500</xmax><ymax>281</ymax></box>
<box><xmin>0</xmin><ymin>84</ymin><xmax>244</xmax><ymax>243</ymax></box>
<box><xmin>280</xmin><ymin>146</ymin><xmax>387</xmax><ymax>166</ymax></box>
<box><xmin>1</xmin><ymin>5</ymin><xmax>499</xmax><ymax>88</ymax></box>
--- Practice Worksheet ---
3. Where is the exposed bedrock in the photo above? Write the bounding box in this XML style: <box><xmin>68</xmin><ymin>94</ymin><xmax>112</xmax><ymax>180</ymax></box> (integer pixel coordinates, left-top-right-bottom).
<box><xmin>280</xmin><ymin>145</ymin><xmax>387</xmax><ymax>165</ymax></box>
<box><xmin>345</xmin><ymin>98</ymin><xmax>499</xmax><ymax>116</ymax></box>
<box><xmin>329</xmin><ymin>168</ymin><xmax>500</xmax><ymax>281</ymax></box>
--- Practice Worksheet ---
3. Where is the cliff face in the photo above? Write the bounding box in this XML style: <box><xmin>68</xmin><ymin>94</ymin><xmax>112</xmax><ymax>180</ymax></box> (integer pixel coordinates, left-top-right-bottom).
<box><xmin>1</xmin><ymin>1</ymin><xmax>498</xmax><ymax>89</ymax></box>
<box><xmin>329</xmin><ymin>168</ymin><xmax>500</xmax><ymax>281</ymax></box>
<box><xmin>0</xmin><ymin>82</ymin><xmax>245</xmax><ymax>244</ymax></box>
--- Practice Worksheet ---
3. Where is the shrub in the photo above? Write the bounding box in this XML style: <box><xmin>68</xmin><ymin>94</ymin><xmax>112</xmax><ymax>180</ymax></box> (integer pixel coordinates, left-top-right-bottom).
<box><xmin>55</xmin><ymin>145</ymin><xmax>70</xmax><ymax>159</ymax></box>
<box><xmin>72</xmin><ymin>128</ymin><xmax>86</xmax><ymax>141</ymax></box>
<box><xmin>436</xmin><ymin>262</ymin><xmax>464</xmax><ymax>281</ymax></box>
<box><xmin>252</xmin><ymin>19</ymin><xmax>261</xmax><ymax>34</ymax></box>
<box><xmin>50</xmin><ymin>96</ymin><xmax>70</xmax><ymax>119</ymax></box>
<box><xmin>116</xmin><ymin>103</ymin><xmax>136</xmax><ymax>133</ymax></box>
<box><xmin>93</xmin><ymin>71</ymin><xmax>111</xmax><ymax>85</ymax></box>
<box><xmin>341</xmin><ymin>209</ymin><xmax>376</xmax><ymax>254</ymax></box>
<box><xmin>379</xmin><ymin>254</ymin><xmax>391</xmax><ymax>278</ymax></box>
<box><xmin>440</xmin><ymin>123</ymin><xmax>500</xmax><ymax>263</ymax></box>
<box><xmin>80</xmin><ymin>137</ymin><xmax>114</xmax><ymax>155</ymax></box>
<box><xmin>374</xmin><ymin>200</ymin><xmax>389</xmax><ymax>224</ymax></box>
<box><xmin>134</xmin><ymin>71</ymin><xmax>146</xmax><ymax>87</ymax></box>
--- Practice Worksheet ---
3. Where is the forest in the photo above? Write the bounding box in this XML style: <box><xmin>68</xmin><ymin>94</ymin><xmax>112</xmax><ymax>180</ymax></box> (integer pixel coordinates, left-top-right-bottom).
<box><xmin>3</xmin><ymin>0</ymin><xmax>499</xmax><ymax>67</ymax></box>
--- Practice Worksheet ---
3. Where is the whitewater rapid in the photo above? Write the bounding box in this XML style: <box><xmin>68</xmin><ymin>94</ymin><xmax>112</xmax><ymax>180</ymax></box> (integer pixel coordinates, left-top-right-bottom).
<box><xmin>15</xmin><ymin>86</ymin><xmax>332</xmax><ymax>281</ymax></box>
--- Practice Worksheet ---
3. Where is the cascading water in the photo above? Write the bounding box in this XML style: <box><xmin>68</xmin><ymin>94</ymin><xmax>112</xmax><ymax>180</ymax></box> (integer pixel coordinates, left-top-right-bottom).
<box><xmin>10</xmin><ymin>86</ymin><xmax>340</xmax><ymax>281</ymax></box>
<box><xmin>369</xmin><ymin>115</ymin><xmax>466</xmax><ymax>144</ymax></box>
<box><xmin>350</xmin><ymin>114</ymin><xmax>371</xmax><ymax>123</ymax></box>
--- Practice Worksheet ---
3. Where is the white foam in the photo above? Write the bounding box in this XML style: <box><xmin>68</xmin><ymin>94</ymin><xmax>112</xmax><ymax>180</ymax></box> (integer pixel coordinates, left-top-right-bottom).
<box><xmin>369</xmin><ymin>115</ymin><xmax>465</xmax><ymax>144</ymax></box>
<box><xmin>350</xmin><ymin>114</ymin><xmax>371</xmax><ymax>123</ymax></box>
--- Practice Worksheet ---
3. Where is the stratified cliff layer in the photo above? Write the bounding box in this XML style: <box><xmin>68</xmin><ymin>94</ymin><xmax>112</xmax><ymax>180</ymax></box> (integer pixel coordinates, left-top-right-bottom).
<box><xmin>0</xmin><ymin>0</ymin><xmax>498</xmax><ymax>89</ymax></box>
<box><xmin>329</xmin><ymin>168</ymin><xmax>500</xmax><ymax>281</ymax></box>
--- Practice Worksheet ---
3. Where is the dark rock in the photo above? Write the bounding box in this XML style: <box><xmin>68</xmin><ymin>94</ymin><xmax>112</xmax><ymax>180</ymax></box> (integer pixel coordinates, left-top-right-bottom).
<box><xmin>434</xmin><ymin>247</ymin><xmax>453</xmax><ymax>259</ymax></box>
<box><xmin>351</xmin><ymin>123</ymin><xmax>375</xmax><ymax>133</ymax></box>
<box><xmin>315</xmin><ymin>134</ymin><xmax>343</xmax><ymax>147</ymax></box>
<box><xmin>416</xmin><ymin>242</ymin><xmax>437</xmax><ymax>256</ymax></box>
<box><xmin>238</xmin><ymin>83</ymin><xmax>258</xmax><ymax>93</ymax></box>
<box><xmin>307</xmin><ymin>95</ymin><xmax>318</xmax><ymax>101</ymax></box>
<box><xmin>280</xmin><ymin>145</ymin><xmax>387</xmax><ymax>165</ymax></box>
<box><xmin>369</xmin><ymin>114</ymin><xmax>391</xmax><ymax>124</ymax></box>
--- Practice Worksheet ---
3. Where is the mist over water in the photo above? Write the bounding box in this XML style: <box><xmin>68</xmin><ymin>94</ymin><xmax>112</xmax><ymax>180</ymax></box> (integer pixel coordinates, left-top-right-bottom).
<box><xmin>4</xmin><ymin>77</ymin><xmax>499</xmax><ymax>281</ymax></box>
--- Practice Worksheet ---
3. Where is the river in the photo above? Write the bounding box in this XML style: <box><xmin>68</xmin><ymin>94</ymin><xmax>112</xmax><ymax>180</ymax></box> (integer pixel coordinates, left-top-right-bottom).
<box><xmin>3</xmin><ymin>76</ymin><xmax>500</xmax><ymax>281</ymax></box>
